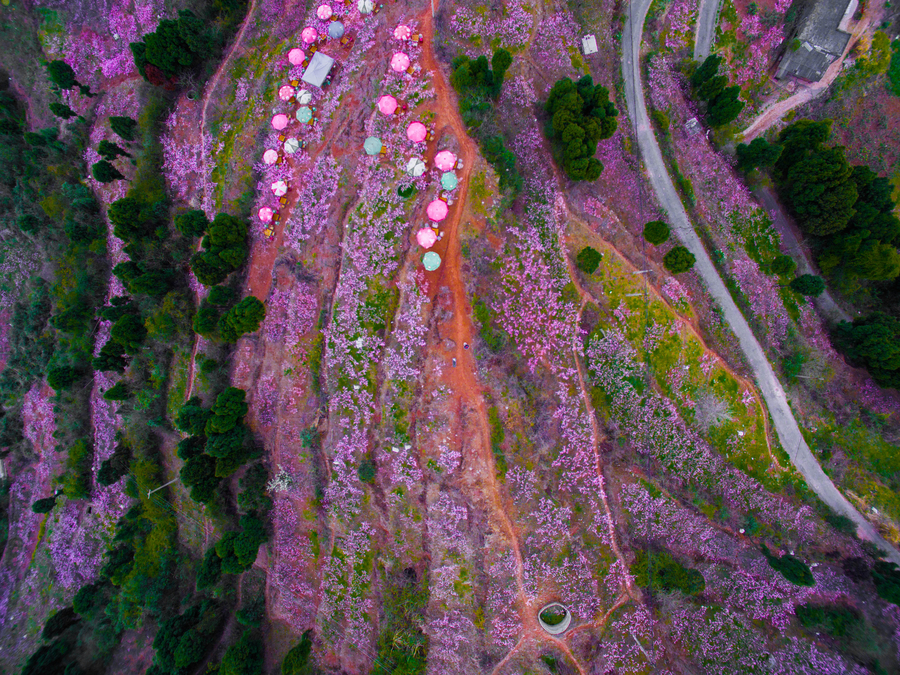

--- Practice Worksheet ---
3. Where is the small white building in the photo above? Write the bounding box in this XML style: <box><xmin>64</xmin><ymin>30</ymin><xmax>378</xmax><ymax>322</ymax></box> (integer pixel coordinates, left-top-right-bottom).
<box><xmin>582</xmin><ymin>34</ymin><xmax>598</xmax><ymax>55</ymax></box>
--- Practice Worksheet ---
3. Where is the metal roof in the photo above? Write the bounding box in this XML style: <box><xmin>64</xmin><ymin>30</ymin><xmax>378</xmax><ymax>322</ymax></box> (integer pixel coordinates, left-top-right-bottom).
<box><xmin>776</xmin><ymin>0</ymin><xmax>853</xmax><ymax>81</ymax></box>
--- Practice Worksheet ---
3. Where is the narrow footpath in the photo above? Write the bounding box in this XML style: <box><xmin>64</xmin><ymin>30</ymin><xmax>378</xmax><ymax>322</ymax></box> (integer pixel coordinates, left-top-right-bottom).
<box><xmin>623</xmin><ymin>0</ymin><xmax>900</xmax><ymax>564</ymax></box>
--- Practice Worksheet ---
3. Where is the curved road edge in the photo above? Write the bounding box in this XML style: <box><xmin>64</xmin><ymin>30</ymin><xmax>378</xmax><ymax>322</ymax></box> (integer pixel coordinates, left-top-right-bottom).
<box><xmin>622</xmin><ymin>0</ymin><xmax>900</xmax><ymax>564</ymax></box>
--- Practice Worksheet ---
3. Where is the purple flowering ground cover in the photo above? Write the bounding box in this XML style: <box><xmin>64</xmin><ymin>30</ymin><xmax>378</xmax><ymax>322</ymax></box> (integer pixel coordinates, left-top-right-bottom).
<box><xmin>1</xmin><ymin>0</ymin><xmax>900</xmax><ymax>672</ymax></box>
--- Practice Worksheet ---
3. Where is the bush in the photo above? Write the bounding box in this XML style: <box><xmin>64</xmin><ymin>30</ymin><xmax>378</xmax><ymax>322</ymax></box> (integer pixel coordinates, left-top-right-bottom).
<box><xmin>873</xmin><ymin>561</ymin><xmax>900</xmax><ymax>605</ymax></box>
<box><xmin>663</xmin><ymin>246</ymin><xmax>696</xmax><ymax>273</ymax></box>
<box><xmin>175</xmin><ymin>209</ymin><xmax>209</xmax><ymax>238</ymax></box>
<box><xmin>110</xmin><ymin>116</ymin><xmax>138</xmax><ymax>142</ymax></box>
<box><xmin>64</xmin><ymin>438</ymin><xmax>93</xmax><ymax>500</ymax></box>
<box><xmin>47</xmin><ymin>365</ymin><xmax>80</xmax><ymax>391</ymax></box>
<box><xmin>49</xmin><ymin>102</ymin><xmax>76</xmax><ymax>120</ymax></box>
<box><xmin>643</xmin><ymin>220</ymin><xmax>670</xmax><ymax>245</ymax></box>
<box><xmin>42</xmin><ymin>607</ymin><xmax>79</xmax><ymax>640</ymax></box>
<box><xmin>575</xmin><ymin>246</ymin><xmax>602</xmax><ymax>274</ymax></box>
<box><xmin>91</xmin><ymin>160</ymin><xmax>124</xmax><ymax>184</ymax></box>
<box><xmin>196</xmin><ymin>546</ymin><xmax>223</xmax><ymax>590</ymax></box>
<box><xmin>102</xmin><ymin>381</ymin><xmax>129</xmax><ymax>401</ymax></box>
<box><xmin>762</xmin><ymin>546</ymin><xmax>815</xmax><ymax>586</ymax></box>
<box><xmin>795</xmin><ymin>603</ymin><xmax>861</xmax><ymax>636</ymax></box>
<box><xmin>282</xmin><ymin>630</ymin><xmax>314</xmax><ymax>675</ymax></box>
<box><xmin>770</xmin><ymin>254</ymin><xmax>797</xmax><ymax>276</ymax></box>
<box><xmin>833</xmin><ymin>312</ymin><xmax>900</xmax><ymax>389</ymax></box>
<box><xmin>651</xmin><ymin>109</ymin><xmax>670</xmax><ymax>132</ymax></box>
<box><xmin>238</xmin><ymin>462</ymin><xmax>273</xmax><ymax>513</ymax></box>
<box><xmin>32</xmin><ymin>496</ymin><xmax>58</xmax><ymax>513</ymax></box>
<box><xmin>789</xmin><ymin>274</ymin><xmax>825</xmax><ymax>296</ymax></box>
<box><xmin>632</xmin><ymin>549</ymin><xmax>705</xmax><ymax>595</ymax></box>
<box><xmin>208</xmin><ymin>285</ymin><xmax>236</xmax><ymax>307</ymax></box>
<box><xmin>220</xmin><ymin>630</ymin><xmax>263</xmax><ymax>675</ymax></box>
<box><xmin>357</xmin><ymin>458</ymin><xmax>376</xmax><ymax>484</ymax></box>
<box><xmin>218</xmin><ymin>297</ymin><xmax>266</xmax><ymax>342</ymax></box>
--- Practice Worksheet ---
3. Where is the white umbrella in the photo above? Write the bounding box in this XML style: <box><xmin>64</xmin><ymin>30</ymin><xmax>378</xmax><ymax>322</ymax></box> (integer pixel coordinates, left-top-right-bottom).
<box><xmin>405</xmin><ymin>156</ymin><xmax>426</xmax><ymax>177</ymax></box>
<box><xmin>283</xmin><ymin>137</ymin><xmax>301</xmax><ymax>154</ymax></box>
<box><xmin>296</xmin><ymin>89</ymin><xmax>312</xmax><ymax>105</ymax></box>
<box><xmin>358</xmin><ymin>0</ymin><xmax>374</xmax><ymax>13</ymax></box>
<box><xmin>271</xmin><ymin>180</ymin><xmax>288</xmax><ymax>197</ymax></box>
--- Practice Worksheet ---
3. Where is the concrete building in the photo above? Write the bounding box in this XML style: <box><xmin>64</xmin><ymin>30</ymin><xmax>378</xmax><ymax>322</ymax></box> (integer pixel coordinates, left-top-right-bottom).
<box><xmin>775</xmin><ymin>0</ymin><xmax>856</xmax><ymax>81</ymax></box>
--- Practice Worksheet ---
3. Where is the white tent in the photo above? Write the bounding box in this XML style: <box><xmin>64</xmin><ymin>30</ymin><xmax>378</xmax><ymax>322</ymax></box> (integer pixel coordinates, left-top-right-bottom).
<box><xmin>302</xmin><ymin>52</ymin><xmax>335</xmax><ymax>88</ymax></box>
<box><xmin>405</xmin><ymin>157</ymin><xmax>426</xmax><ymax>177</ymax></box>
<box><xmin>582</xmin><ymin>34</ymin><xmax>598</xmax><ymax>55</ymax></box>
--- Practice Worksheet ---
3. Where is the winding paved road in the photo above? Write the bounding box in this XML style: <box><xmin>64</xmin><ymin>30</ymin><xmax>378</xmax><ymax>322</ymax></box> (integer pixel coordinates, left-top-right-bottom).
<box><xmin>622</xmin><ymin>0</ymin><xmax>900</xmax><ymax>563</ymax></box>
<box><xmin>692</xmin><ymin>0</ymin><xmax>721</xmax><ymax>60</ymax></box>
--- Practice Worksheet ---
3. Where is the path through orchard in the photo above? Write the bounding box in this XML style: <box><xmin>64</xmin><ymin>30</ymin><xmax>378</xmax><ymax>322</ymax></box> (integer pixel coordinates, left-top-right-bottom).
<box><xmin>623</xmin><ymin>0</ymin><xmax>900</xmax><ymax>564</ymax></box>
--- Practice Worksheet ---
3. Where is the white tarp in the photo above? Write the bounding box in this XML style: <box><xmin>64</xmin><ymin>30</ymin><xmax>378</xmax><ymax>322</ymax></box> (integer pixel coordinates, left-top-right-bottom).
<box><xmin>302</xmin><ymin>52</ymin><xmax>335</xmax><ymax>88</ymax></box>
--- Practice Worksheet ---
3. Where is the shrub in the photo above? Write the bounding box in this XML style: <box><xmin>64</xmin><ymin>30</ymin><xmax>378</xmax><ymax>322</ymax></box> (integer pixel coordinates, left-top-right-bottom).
<box><xmin>282</xmin><ymin>630</ymin><xmax>314</xmax><ymax>675</ymax></box>
<box><xmin>873</xmin><ymin>561</ymin><xmax>900</xmax><ymax>605</ymax></box>
<box><xmin>833</xmin><ymin>312</ymin><xmax>900</xmax><ymax>389</ymax></box>
<box><xmin>42</xmin><ymin>607</ymin><xmax>79</xmax><ymax>640</ymax></box>
<box><xmin>109</xmin><ymin>116</ymin><xmax>138</xmax><ymax>142</ymax></box>
<box><xmin>651</xmin><ymin>109</ymin><xmax>670</xmax><ymax>132</ymax></box>
<box><xmin>91</xmin><ymin>160</ymin><xmax>124</xmax><ymax>184</ymax></box>
<box><xmin>663</xmin><ymin>246</ymin><xmax>696</xmax><ymax>273</ymax></box>
<box><xmin>175</xmin><ymin>209</ymin><xmax>209</xmax><ymax>238</ymax></box>
<box><xmin>196</xmin><ymin>546</ymin><xmax>223</xmax><ymax>590</ymax></box>
<box><xmin>238</xmin><ymin>462</ymin><xmax>272</xmax><ymax>512</ymax></box>
<box><xmin>357</xmin><ymin>458</ymin><xmax>376</xmax><ymax>484</ymax></box>
<box><xmin>632</xmin><ymin>549</ymin><xmax>705</xmax><ymax>595</ymax></box>
<box><xmin>32</xmin><ymin>496</ymin><xmax>58</xmax><ymax>513</ymax></box>
<box><xmin>64</xmin><ymin>438</ymin><xmax>93</xmax><ymax>500</ymax></box>
<box><xmin>47</xmin><ymin>365</ymin><xmax>80</xmax><ymax>391</ymax></box>
<box><xmin>208</xmin><ymin>285</ymin><xmax>236</xmax><ymax>307</ymax></box>
<box><xmin>46</xmin><ymin>61</ymin><xmax>77</xmax><ymax>90</ymax></box>
<box><xmin>789</xmin><ymin>274</ymin><xmax>825</xmax><ymax>296</ymax></box>
<box><xmin>795</xmin><ymin>603</ymin><xmax>861</xmax><ymax>636</ymax></box>
<box><xmin>762</xmin><ymin>546</ymin><xmax>815</xmax><ymax>586</ymax></box>
<box><xmin>643</xmin><ymin>220</ymin><xmax>670</xmax><ymax>245</ymax></box>
<box><xmin>575</xmin><ymin>246</ymin><xmax>602</xmax><ymax>274</ymax></box>
<box><xmin>220</xmin><ymin>630</ymin><xmax>263</xmax><ymax>675</ymax></box>
<box><xmin>102</xmin><ymin>381</ymin><xmax>129</xmax><ymax>401</ymax></box>
<box><xmin>218</xmin><ymin>297</ymin><xmax>266</xmax><ymax>342</ymax></box>
<box><xmin>49</xmin><ymin>101</ymin><xmax>76</xmax><ymax>120</ymax></box>
<box><xmin>770</xmin><ymin>254</ymin><xmax>797</xmax><ymax>276</ymax></box>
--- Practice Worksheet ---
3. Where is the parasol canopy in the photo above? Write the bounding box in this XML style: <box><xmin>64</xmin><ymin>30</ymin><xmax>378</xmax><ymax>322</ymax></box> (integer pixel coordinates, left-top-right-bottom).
<box><xmin>416</xmin><ymin>227</ymin><xmax>437</xmax><ymax>248</ymax></box>
<box><xmin>422</xmin><ymin>251</ymin><xmax>441</xmax><ymax>271</ymax></box>
<box><xmin>406</xmin><ymin>156</ymin><xmax>426</xmax><ymax>177</ymax></box>
<box><xmin>364</xmin><ymin>136</ymin><xmax>383</xmax><ymax>155</ymax></box>
<box><xmin>271</xmin><ymin>114</ymin><xmax>289</xmax><ymax>130</ymax></box>
<box><xmin>283</xmin><ymin>137</ymin><xmax>301</xmax><ymax>154</ymax></box>
<box><xmin>377</xmin><ymin>95</ymin><xmax>398</xmax><ymax>114</ymax></box>
<box><xmin>328</xmin><ymin>21</ymin><xmax>345</xmax><ymax>39</ymax></box>
<box><xmin>271</xmin><ymin>180</ymin><xmax>288</xmax><ymax>197</ymax></box>
<box><xmin>288</xmin><ymin>48</ymin><xmax>305</xmax><ymax>65</ymax></box>
<box><xmin>358</xmin><ymin>0</ymin><xmax>374</xmax><ymax>13</ymax></box>
<box><xmin>263</xmin><ymin>149</ymin><xmax>279</xmax><ymax>165</ymax></box>
<box><xmin>406</xmin><ymin>121</ymin><xmax>427</xmax><ymax>143</ymax></box>
<box><xmin>441</xmin><ymin>171</ymin><xmax>458</xmax><ymax>191</ymax></box>
<box><xmin>394</xmin><ymin>24</ymin><xmax>411</xmax><ymax>40</ymax></box>
<box><xmin>296</xmin><ymin>106</ymin><xmax>313</xmax><ymax>123</ymax></box>
<box><xmin>258</xmin><ymin>207</ymin><xmax>274</xmax><ymax>223</ymax></box>
<box><xmin>391</xmin><ymin>52</ymin><xmax>410</xmax><ymax>72</ymax></box>
<box><xmin>278</xmin><ymin>85</ymin><xmax>295</xmax><ymax>101</ymax></box>
<box><xmin>296</xmin><ymin>88</ymin><xmax>312</xmax><ymax>104</ymax></box>
<box><xmin>316</xmin><ymin>4</ymin><xmax>333</xmax><ymax>19</ymax></box>
<box><xmin>426</xmin><ymin>199</ymin><xmax>448</xmax><ymax>221</ymax></box>
<box><xmin>434</xmin><ymin>150</ymin><xmax>457</xmax><ymax>171</ymax></box>
<box><xmin>301</xmin><ymin>26</ymin><xmax>318</xmax><ymax>42</ymax></box>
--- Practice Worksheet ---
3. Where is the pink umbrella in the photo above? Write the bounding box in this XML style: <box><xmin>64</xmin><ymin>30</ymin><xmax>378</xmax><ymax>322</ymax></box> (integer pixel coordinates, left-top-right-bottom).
<box><xmin>271</xmin><ymin>180</ymin><xmax>288</xmax><ymax>197</ymax></box>
<box><xmin>394</xmin><ymin>24</ymin><xmax>411</xmax><ymax>40</ymax></box>
<box><xmin>288</xmin><ymin>48</ymin><xmax>305</xmax><ymax>65</ymax></box>
<box><xmin>262</xmin><ymin>149</ymin><xmax>279</xmax><ymax>165</ymax></box>
<box><xmin>426</xmin><ymin>199</ymin><xmax>448</xmax><ymax>222</ymax></box>
<box><xmin>271</xmin><ymin>114</ymin><xmax>289</xmax><ymax>130</ymax></box>
<box><xmin>258</xmin><ymin>207</ymin><xmax>274</xmax><ymax>223</ymax></box>
<box><xmin>434</xmin><ymin>150</ymin><xmax>457</xmax><ymax>171</ymax></box>
<box><xmin>301</xmin><ymin>27</ymin><xmax>318</xmax><ymax>43</ymax></box>
<box><xmin>278</xmin><ymin>85</ymin><xmax>295</xmax><ymax>101</ymax></box>
<box><xmin>377</xmin><ymin>95</ymin><xmax>398</xmax><ymax>114</ymax></box>
<box><xmin>316</xmin><ymin>4</ymin><xmax>333</xmax><ymax>19</ymax></box>
<box><xmin>406</xmin><ymin>121</ymin><xmax>427</xmax><ymax>142</ymax></box>
<box><xmin>391</xmin><ymin>52</ymin><xmax>410</xmax><ymax>72</ymax></box>
<box><xmin>416</xmin><ymin>227</ymin><xmax>437</xmax><ymax>248</ymax></box>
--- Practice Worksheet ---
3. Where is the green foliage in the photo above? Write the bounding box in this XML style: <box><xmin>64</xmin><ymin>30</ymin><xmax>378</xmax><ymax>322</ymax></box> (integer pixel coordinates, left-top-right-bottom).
<box><xmin>238</xmin><ymin>462</ymin><xmax>273</xmax><ymax>513</ymax></box>
<box><xmin>782</xmin><ymin>350</ymin><xmax>806</xmax><ymax>380</ymax></box>
<box><xmin>93</xmin><ymin>340</ymin><xmax>129</xmax><ymax>373</ymax></box>
<box><xmin>376</xmin><ymin>568</ymin><xmax>429</xmax><ymax>674</ymax></box>
<box><xmin>42</xmin><ymin>606</ymin><xmax>79</xmax><ymax>640</ymax></box>
<box><xmin>49</xmin><ymin>101</ymin><xmax>76</xmax><ymax>120</ymax></box>
<box><xmin>206</xmin><ymin>387</ymin><xmax>248</xmax><ymax>434</ymax></box>
<box><xmin>663</xmin><ymin>246</ymin><xmax>696</xmax><ymax>273</ymax></box>
<box><xmin>98</xmin><ymin>140</ymin><xmax>131</xmax><ymax>161</ymax></box>
<box><xmin>544</xmin><ymin>75</ymin><xmax>618</xmax><ymax>181</ymax></box>
<box><xmin>282</xmin><ymin>630</ymin><xmax>315</xmax><ymax>675</ymax></box>
<box><xmin>208</xmin><ymin>285</ymin><xmax>236</xmax><ymax>306</ymax></box>
<box><xmin>575</xmin><ymin>246</ymin><xmax>602</xmax><ymax>274</ymax></box>
<box><xmin>888</xmin><ymin>38</ymin><xmax>900</xmax><ymax>96</ymax></box>
<box><xmin>180</xmin><ymin>453</ymin><xmax>221</xmax><ymax>503</ymax></box>
<box><xmin>643</xmin><ymin>220</ymin><xmax>671</xmax><ymax>245</ymax></box>
<box><xmin>696</xmin><ymin>74</ymin><xmax>727</xmax><ymax>102</ymax></box>
<box><xmin>91</xmin><ymin>160</ymin><xmax>124</xmax><ymax>183</ymax></box>
<box><xmin>631</xmin><ymin>549</ymin><xmax>705</xmax><ymax>595</ymax></box>
<box><xmin>214</xmin><ymin>515</ymin><xmax>268</xmax><ymax>574</ymax></box>
<box><xmin>98</xmin><ymin>443</ymin><xmax>131</xmax><ymax>486</ymax></box>
<box><xmin>47</xmin><ymin>365</ymin><xmax>81</xmax><ymax>390</ymax></box>
<box><xmin>196</xmin><ymin>546</ymin><xmax>223</xmax><ymax>590</ymax></box>
<box><xmin>691</xmin><ymin>54</ymin><xmax>723</xmax><ymax>89</ymax></box>
<box><xmin>707</xmin><ymin>85</ymin><xmax>744</xmax><ymax>127</ymax></box>
<box><xmin>175</xmin><ymin>209</ymin><xmax>209</xmax><ymax>238</ymax></box>
<box><xmin>480</xmin><ymin>135</ymin><xmax>522</xmax><ymax>194</ymax></box>
<box><xmin>110</xmin><ymin>116</ymin><xmax>138</xmax><ymax>142</ymax></box>
<box><xmin>132</xmin><ymin>10</ymin><xmax>215</xmax><ymax>81</ymax></box>
<box><xmin>46</xmin><ymin>61</ymin><xmax>78</xmax><ymax>90</ymax></box>
<box><xmin>651</xmin><ymin>109</ymin><xmax>670</xmax><ymax>132</ymax></box>
<box><xmin>472</xmin><ymin>296</ymin><xmax>507</xmax><ymax>352</ymax></box>
<box><xmin>72</xmin><ymin>581</ymin><xmax>106</xmax><ymax>616</ymax></box>
<box><xmin>193</xmin><ymin>300</ymin><xmax>221</xmax><ymax>338</ymax></box>
<box><xmin>762</xmin><ymin>546</ymin><xmax>815</xmax><ymax>586</ymax></box>
<box><xmin>736</xmin><ymin>138</ymin><xmax>783</xmax><ymax>172</ymax></box>
<box><xmin>110</xmin><ymin>313</ymin><xmax>148</xmax><ymax>354</ymax></box>
<box><xmin>357</xmin><ymin>458</ymin><xmax>376</xmax><ymax>483</ymax></box>
<box><xmin>834</xmin><ymin>313</ymin><xmax>900</xmax><ymax>389</ymax></box>
<box><xmin>218</xmin><ymin>296</ymin><xmax>265</xmax><ymax>342</ymax></box>
<box><xmin>770</xmin><ymin>254</ymin><xmax>796</xmax><ymax>276</ymax></box>
<box><xmin>191</xmin><ymin>212</ymin><xmax>249</xmax><ymax>286</ymax></box>
<box><xmin>31</xmin><ymin>496</ymin><xmax>58</xmax><ymax>513</ymax></box>
<box><xmin>789</xmin><ymin>274</ymin><xmax>825</xmax><ymax>296</ymax></box>
<box><xmin>784</xmin><ymin>147</ymin><xmax>857</xmax><ymax>235</ymax></box>
<box><xmin>175</xmin><ymin>397</ymin><xmax>210</xmax><ymax>435</ymax></box>
<box><xmin>176</xmin><ymin>436</ymin><xmax>205</xmax><ymax>460</ymax></box>
<box><xmin>220</xmin><ymin>630</ymin><xmax>263</xmax><ymax>675</ymax></box>
<box><xmin>152</xmin><ymin>600</ymin><xmax>224</xmax><ymax>674</ymax></box>
<box><xmin>795</xmin><ymin>603</ymin><xmax>861</xmax><ymax>636</ymax></box>
<box><xmin>873</xmin><ymin>561</ymin><xmax>900</xmax><ymax>604</ymax></box>
<box><xmin>64</xmin><ymin>438</ymin><xmax>93</xmax><ymax>499</ymax></box>
<box><xmin>22</xmin><ymin>640</ymin><xmax>71</xmax><ymax>675</ymax></box>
